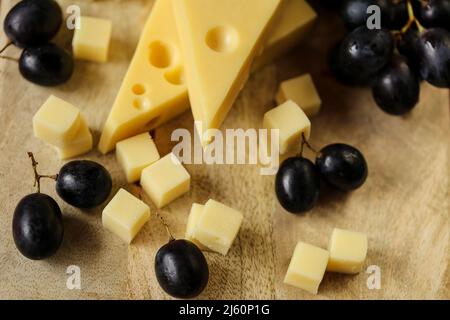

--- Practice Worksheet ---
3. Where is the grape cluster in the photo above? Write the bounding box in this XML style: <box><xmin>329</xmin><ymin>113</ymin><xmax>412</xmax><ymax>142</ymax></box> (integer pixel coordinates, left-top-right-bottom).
<box><xmin>330</xmin><ymin>0</ymin><xmax>450</xmax><ymax>115</ymax></box>
<box><xmin>2</xmin><ymin>0</ymin><xmax>73</xmax><ymax>86</ymax></box>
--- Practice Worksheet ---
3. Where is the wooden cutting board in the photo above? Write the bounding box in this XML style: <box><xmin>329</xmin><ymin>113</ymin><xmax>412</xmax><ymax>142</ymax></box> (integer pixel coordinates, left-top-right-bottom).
<box><xmin>0</xmin><ymin>0</ymin><xmax>448</xmax><ymax>299</ymax></box>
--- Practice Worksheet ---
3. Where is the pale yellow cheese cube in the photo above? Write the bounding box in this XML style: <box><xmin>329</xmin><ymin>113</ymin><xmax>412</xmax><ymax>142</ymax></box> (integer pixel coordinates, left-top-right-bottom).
<box><xmin>102</xmin><ymin>188</ymin><xmax>150</xmax><ymax>243</ymax></box>
<box><xmin>54</xmin><ymin>118</ymin><xmax>93</xmax><ymax>160</ymax></box>
<box><xmin>33</xmin><ymin>95</ymin><xmax>82</xmax><ymax>147</ymax></box>
<box><xmin>254</xmin><ymin>0</ymin><xmax>317</xmax><ymax>70</ymax></box>
<box><xmin>185</xmin><ymin>203</ymin><xmax>207</xmax><ymax>250</ymax></box>
<box><xmin>284</xmin><ymin>242</ymin><xmax>329</xmax><ymax>295</ymax></box>
<box><xmin>140</xmin><ymin>153</ymin><xmax>190</xmax><ymax>208</ymax></box>
<box><xmin>192</xmin><ymin>199</ymin><xmax>243</xmax><ymax>255</ymax></box>
<box><xmin>73</xmin><ymin>16</ymin><xmax>112</xmax><ymax>63</ymax></box>
<box><xmin>263</xmin><ymin>100</ymin><xmax>311</xmax><ymax>154</ymax></box>
<box><xmin>116</xmin><ymin>133</ymin><xmax>160</xmax><ymax>183</ymax></box>
<box><xmin>327</xmin><ymin>228</ymin><xmax>368</xmax><ymax>274</ymax></box>
<box><xmin>276</xmin><ymin>74</ymin><xmax>322</xmax><ymax>117</ymax></box>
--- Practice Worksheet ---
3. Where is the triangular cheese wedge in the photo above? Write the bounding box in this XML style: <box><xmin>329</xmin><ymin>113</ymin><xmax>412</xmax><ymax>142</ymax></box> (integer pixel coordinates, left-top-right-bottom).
<box><xmin>98</xmin><ymin>0</ymin><xmax>189</xmax><ymax>154</ymax></box>
<box><xmin>172</xmin><ymin>0</ymin><xmax>282</xmax><ymax>145</ymax></box>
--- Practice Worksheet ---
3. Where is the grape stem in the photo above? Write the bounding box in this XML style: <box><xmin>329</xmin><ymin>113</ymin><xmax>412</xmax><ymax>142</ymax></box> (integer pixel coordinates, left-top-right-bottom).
<box><xmin>27</xmin><ymin>152</ymin><xmax>58</xmax><ymax>193</ymax></box>
<box><xmin>299</xmin><ymin>133</ymin><xmax>317</xmax><ymax>157</ymax></box>
<box><xmin>132</xmin><ymin>185</ymin><xmax>175</xmax><ymax>242</ymax></box>
<box><xmin>0</xmin><ymin>41</ymin><xmax>12</xmax><ymax>55</ymax></box>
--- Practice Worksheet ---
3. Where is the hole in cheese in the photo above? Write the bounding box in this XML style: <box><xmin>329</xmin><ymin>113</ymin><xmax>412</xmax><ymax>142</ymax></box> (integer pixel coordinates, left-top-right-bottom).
<box><xmin>133</xmin><ymin>97</ymin><xmax>150</xmax><ymax>110</ymax></box>
<box><xmin>164</xmin><ymin>66</ymin><xmax>184</xmax><ymax>85</ymax></box>
<box><xmin>132</xmin><ymin>84</ymin><xmax>146</xmax><ymax>95</ymax></box>
<box><xmin>149</xmin><ymin>41</ymin><xmax>173</xmax><ymax>68</ymax></box>
<box><xmin>205</xmin><ymin>26</ymin><xmax>239</xmax><ymax>53</ymax></box>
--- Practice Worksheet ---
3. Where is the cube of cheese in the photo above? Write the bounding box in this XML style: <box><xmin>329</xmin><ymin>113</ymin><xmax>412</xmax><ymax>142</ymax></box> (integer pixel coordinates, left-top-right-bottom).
<box><xmin>284</xmin><ymin>242</ymin><xmax>329</xmax><ymax>295</ymax></box>
<box><xmin>327</xmin><ymin>228</ymin><xmax>368</xmax><ymax>274</ymax></box>
<box><xmin>185</xmin><ymin>203</ymin><xmax>207</xmax><ymax>250</ymax></box>
<box><xmin>140</xmin><ymin>153</ymin><xmax>190</xmax><ymax>208</ymax></box>
<box><xmin>116</xmin><ymin>133</ymin><xmax>160</xmax><ymax>183</ymax></box>
<box><xmin>33</xmin><ymin>95</ymin><xmax>82</xmax><ymax>147</ymax></box>
<box><xmin>190</xmin><ymin>199</ymin><xmax>243</xmax><ymax>256</ymax></box>
<box><xmin>72</xmin><ymin>16</ymin><xmax>112</xmax><ymax>63</ymax></box>
<box><xmin>276</xmin><ymin>74</ymin><xmax>322</xmax><ymax>117</ymax></box>
<box><xmin>263</xmin><ymin>100</ymin><xmax>311</xmax><ymax>154</ymax></box>
<box><xmin>54</xmin><ymin>117</ymin><xmax>93</xmax><ymax>160</ymax></box>
<box><xmin>102</xmin><ymin>188</ymin><xmax>150</xmax><ymax>243</ymax></box>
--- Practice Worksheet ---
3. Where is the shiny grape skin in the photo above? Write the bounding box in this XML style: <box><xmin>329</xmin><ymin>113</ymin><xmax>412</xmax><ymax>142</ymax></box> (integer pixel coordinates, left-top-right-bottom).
<box><xmin>340</xmin><ymin>0</ymin><xmax>408</xmax><ymax>30</ymax></box>
<box><xmin>316</xmin><ymin>144</ymin><xmax>368</xmax><ymax>192</ymax></box>
<box><xmin>275</xmin><ymin>157</ymin><xmax>320</xmax><ymax>214</ymax></box>
<box><xmin>372</xmin><ymin>55</ymin><xmax>420</xmax><ymax>115</ymax></box>
<box><xmin>155</xmin><ymin>240</ymin><xmax>209</xmax><ymax>299</ymax></box>
<box><xmin>337</xmin><ymin>26</ymin><xmax>394</xmax><ymax>82</ymax></box>
<box><xmin>416</xmin><ymin>28</ymin><xmax>450</xmax><ymax>88</ymax></box>
<box><xmin>13</xmin><ymin>193</ymin><xmax>64</xmax><ymax>260</ymax></box>
<box><xmin>413</xmin><ymin>0</ymin><xmax>450</xmax><ymax>31</ymax></box>
<box><xmin>56</xmin><ymin>161</ymin><xmax>112</xmax><ymax>209</ymax></box>
<box><xmin>19</xmin><ymin>44</ymin><xmax>74</xmax><ymax>86</ymax></box>
<box><xmin>4</xmin><ymin>0</ymin><xmax>62</xmax><ymax>48</ymax></box>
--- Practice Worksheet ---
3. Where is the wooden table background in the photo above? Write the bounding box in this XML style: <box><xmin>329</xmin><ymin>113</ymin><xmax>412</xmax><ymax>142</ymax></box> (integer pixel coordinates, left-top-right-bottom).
<box><xmin>0</xmin><ymin>0</ymin><xmax>448</xmax><ymax>299</ymax></box>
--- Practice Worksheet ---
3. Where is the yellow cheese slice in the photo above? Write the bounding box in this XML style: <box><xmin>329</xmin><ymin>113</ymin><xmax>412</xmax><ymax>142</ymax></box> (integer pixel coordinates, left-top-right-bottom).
<box><xmin>172</xmin><ymin>0</ymin><xmax>282</xmax><ymax>145</ymax></box>
<box><xmin>98</xmin><ymin>0</ymin><xmax>189</xmax><ymax>154</ymax></box>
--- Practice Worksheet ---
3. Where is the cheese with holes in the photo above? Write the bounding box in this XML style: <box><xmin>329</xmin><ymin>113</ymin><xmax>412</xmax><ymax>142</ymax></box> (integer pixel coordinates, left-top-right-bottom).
<box><xmin>54</xmin><ymin>117</ymin><xmax>93</xmax><ymax>160</ymax></box>
<box><xmin>254</xmin><ymin>0</ymin><xmax>317</xmax><ymax>70</ymax></box>
<box><xmin>276</xmin><ymin>74</ymin><xmax>322</xmax><ymax>117</ymax></box>
<box><xmin>263</xmin><ymin>100</ymin><xmax>311</xmax><ymax>154</ymax></box>
<box><xmin>327</xmin><ymin>228</ymin><xmax>368</xmax><ymax>274</ymax></box>
<box><xmin>172</xmin><ymin>0</ymin><xmax>282</xmax><ymax>146</ymax></box>
<box><xmin>284</xmin><ymin>241</ymin><xmax>329</xmax><ymax>295</ymax></box>
<box><xmin>102</xmin><ymin>188</ymin><xmax>150</xmax><ymax>243</ymax></box>
<box><xmin>140</xmin><ymin>153</ymin><xmax>190</xmax><ymax>208</ymax></box>
<box><xmin>185</xmin><ymin>203</ymin><xmax>207</xmax><ymax>250</ymax></box>
<box><xmin>188</xmin><ymin>199</ymin><xmax>243</xmax><ymax>255</ymax></box>
<box><xmin>72</xmin><ymin>16</ymin><xmax>112</xmax><ymax>63</ymax></box>
<box><xmin>116</xmin><ymin>133</ymin><xmax>160</xmax><ymax>183</ymax></box>
<box><xmin>33</xmin><ymin>95</ymin><xmax>82</xmax><ymax>147</ymax></box>
<box><xmin>98</xmin><ymin>0</ymin><xmax>189</xmax><ymax>154</ymax></box>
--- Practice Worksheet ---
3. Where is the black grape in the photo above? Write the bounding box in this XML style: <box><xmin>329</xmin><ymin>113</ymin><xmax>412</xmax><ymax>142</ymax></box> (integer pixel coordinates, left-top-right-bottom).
<box><xmin>413</xmin><ymin>0</ymin><xmax>450</xmax><ymax>31</ymax></box>
<box><xmin>4</xmin><ymin>0</ymin><xmax>62</xmax><ymax>48</ymax></box>
<box><xmin>19</xmin><ymin>44</ymin><xmax>74</xmax><ymax>86</ymax></box>
<box><xmin>372</xmin><ymin>55</ymin><xmax>420</xmax><ymax>115</ymax></box>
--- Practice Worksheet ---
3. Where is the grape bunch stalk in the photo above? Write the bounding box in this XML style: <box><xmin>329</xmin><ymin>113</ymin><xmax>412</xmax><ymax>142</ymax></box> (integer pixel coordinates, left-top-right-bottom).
<box><xmin>330</xmin><ymin>0</ymin><xmax>450</xmax><ymax>115</ymax></box>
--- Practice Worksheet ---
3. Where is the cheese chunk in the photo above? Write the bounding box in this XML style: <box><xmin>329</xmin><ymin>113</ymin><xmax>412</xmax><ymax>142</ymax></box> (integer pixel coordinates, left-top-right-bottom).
<box><xmin>33</xmin><ymin>95</ymin><xmax>82</xmax><ymax>147</ymax></box>
<box><xmin>172</xmin><ymin>0</ymin><xmax>282</xmax><ymax>146</ymax></box>
<box><xmin>254</xmin><ymin>0</ymin><xmax>317</xmax><ymax>70</ymax></box>
<box><xmin>54</xmin><ymin>118</ymin><xmax>93</xmax><ymax>160</ymax></box>
<box><xmin>327</xmin><ymin>228</ymin><xmax>368</xmax><ymax>274</ymax></box>
<box><xmin>98</xmin><ymin>0</ymin><xmax>189</xmax><ymax>154</ymax></box>
<box><xmin>116</xmin><ymin>133</ymin><xmax>160</xmax><ymax>183</ymax></box>
<box><xmin>190</xmin><ymin>199</ymin><xmax>243</xmax><ymax>255</ymax></box>
<box><xmin>102</xmin><ymin>188</ymin><xmax>150</xmax><ymax>243</ymax></box>
<box><xmin>284</xmin><ymin>242</ymin><xmax>329</xmax><ymax>295</ymax></box>
<box><xmin>276</xmin><ymin>74</ymin><xmax>322</xmax><ymax>117</ymax></box>
<box><xmin>140</xmin><ymin>153</ymin><xmax>190</xmax><ymax>208</ymax></box>
<box><xmin>72</xmin><ymin>16</ymin><xmax>112</xmax><ymax>63</ymax></box>
<box><xmin>185</xmin><ymin>203</ymin><xmax>207</xmax><ymax>250</ymax></box>
<box><xmin>263</xmin><ymin>100</ymin><xmax>311</xmax><ymax>154</ymax></box>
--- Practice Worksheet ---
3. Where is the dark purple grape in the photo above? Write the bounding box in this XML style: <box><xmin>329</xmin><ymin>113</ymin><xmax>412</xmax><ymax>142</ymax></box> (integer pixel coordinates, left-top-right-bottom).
<box><xmin>4</xmin><ymin>0</ymin><xmax>62</xmax><ymax>48</ymax></box>
<box><xmin>397</xmin><ymin>27</ymin><xmax>421</xmax><ymax>66</ymax></box>
<box><xmin>275</xmin><ymin>157</ymin><xmax>320</xmax><ymax>213</ymax></box>
<box><xmin>372</xmin><ymin>55</ymin><xmax>420</xmax><ymax>115</ymax></box>
<box><xmin>56</xmin><ymin>161</ymin><xmax>112</xmax><ymax>209</ymax></box>
<box><xmin>155</xmin><ymin>240</ymin><xmax>209</xmax><ymax>299</ymax></box>
<box><xmin>13</xmin><ymin>193</ymin><xmax>64</xmax><ymax>260</ymax></box>
<box><xmin>413</xmin><ymin>0</ymin><xmax>450</xmax><ymax>31</ymax></box>
<box><xmin>19</xmin><ymin>44</ymin><xmax>74</xmax><ymax>86</ymax></box>
<box><xmin>336</xmin><ymin>26</ymin><xmax>394</xmax><ymax>83</ymax></box>
<box><xmin>416</xmin><ymin>28</ymin><xmax>450</xmax><ymax>88</ymax></box>
<box><xmin>316</xmin><ymin>144</ymin><xmax>368</xmax><ymax>191</ymax></box>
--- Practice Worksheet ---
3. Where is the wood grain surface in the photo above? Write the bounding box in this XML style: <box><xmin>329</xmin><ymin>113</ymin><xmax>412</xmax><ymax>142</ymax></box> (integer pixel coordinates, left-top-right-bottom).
<box><xmin>0</xmin><ymin>0</ymin><xmax>449</xmax><ymax>300</ymax></box>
